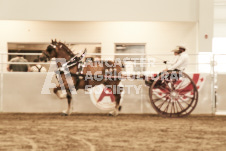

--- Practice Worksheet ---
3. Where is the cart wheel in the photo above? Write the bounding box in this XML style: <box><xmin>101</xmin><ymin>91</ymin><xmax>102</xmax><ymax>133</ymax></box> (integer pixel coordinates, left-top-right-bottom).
<box><xmin>149</xmin><ymin>71</ymin><xmax>198</xmax><ymax>117</ymax></box>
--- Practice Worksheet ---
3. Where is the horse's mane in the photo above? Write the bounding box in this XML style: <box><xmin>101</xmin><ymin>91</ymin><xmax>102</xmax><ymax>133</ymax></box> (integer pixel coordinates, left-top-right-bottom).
<box><xmin>57</xmin><ymin>42</ymin><xmax>75</xmax><ymax>57</ymax></box>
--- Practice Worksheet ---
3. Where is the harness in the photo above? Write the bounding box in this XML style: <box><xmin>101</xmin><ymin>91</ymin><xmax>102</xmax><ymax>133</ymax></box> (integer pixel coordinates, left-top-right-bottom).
<box><xmin>56</xmin><ymin>51</ymin><xmax>87</xmax><ymax>90</ymax></box>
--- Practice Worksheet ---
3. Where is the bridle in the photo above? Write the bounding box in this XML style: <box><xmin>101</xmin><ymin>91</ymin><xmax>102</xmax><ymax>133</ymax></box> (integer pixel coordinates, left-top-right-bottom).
<box><xmin>42</xmin><ymin>50</ymin><xmax>51</xmax><ymax>59</ymax></box>
<box><xmin>43</xmin><ymin>42</ymin><xmax>87</xmax><ymax>71</ymax></box>
<box><xmin>42</xmin><ymin>44</ymin><xmax>57</xmax><ymax>59</ymax></box>
<box><xmin>43</xmin><ymin>43</ymin><xmax>76</xmax><ymax>60</ymax></box>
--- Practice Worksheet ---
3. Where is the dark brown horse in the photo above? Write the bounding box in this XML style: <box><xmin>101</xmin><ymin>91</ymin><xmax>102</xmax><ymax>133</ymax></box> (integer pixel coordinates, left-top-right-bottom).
<box><xmin>41</xmin><ymin>40</ymin><xmax>123</xmax><ymax>116</ymax></box>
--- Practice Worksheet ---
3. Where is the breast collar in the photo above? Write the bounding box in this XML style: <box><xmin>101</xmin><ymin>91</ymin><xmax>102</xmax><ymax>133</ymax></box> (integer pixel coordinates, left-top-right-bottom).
<box><xmin>57</xmin><ymin>57</ymin><xmax>85</xmax><ymax>76</ymax></box>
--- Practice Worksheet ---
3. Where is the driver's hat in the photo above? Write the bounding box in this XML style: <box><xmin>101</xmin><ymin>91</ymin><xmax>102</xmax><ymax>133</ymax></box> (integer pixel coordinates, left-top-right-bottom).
<box><xmin>177</xmin><ymin>46</ymin><xmax>186</xmax><ymax>51</ymax></box>
<box><xmin>171</xmin><ymin>47</ymin><xmax>181</xmax><ymax>53</ymax></box>
<box><xmin>171</xmin><ymin>46</ymin><xmax>186</xmax><ymax>53</ymax></box>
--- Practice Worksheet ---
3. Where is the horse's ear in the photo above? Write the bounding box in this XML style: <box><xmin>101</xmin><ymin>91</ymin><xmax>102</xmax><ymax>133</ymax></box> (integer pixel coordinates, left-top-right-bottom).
<box><xmin>51</xmin><ymin>39</ymin><xmax>54</xmax><ymax>44</ymax></box>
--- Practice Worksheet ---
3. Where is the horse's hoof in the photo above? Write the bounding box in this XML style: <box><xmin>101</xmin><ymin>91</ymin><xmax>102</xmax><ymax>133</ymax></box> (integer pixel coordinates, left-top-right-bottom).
<box><xmin>108</xmin><ymin>110</ymin><xmax>118</xmax><ymax>116</ymax></box>
<box><xmin>61</xmin><ymin>113</ymin><xmax>68</xmax><ymax>116</ymax></box>
<box><xmin>108</xmin><ymin>113</ymin><xmax>114</xmax><ymax>116</ymax></box>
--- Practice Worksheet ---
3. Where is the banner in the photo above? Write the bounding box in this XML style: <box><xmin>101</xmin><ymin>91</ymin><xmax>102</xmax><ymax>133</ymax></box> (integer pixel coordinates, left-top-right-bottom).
<box><xmin>89</xmin><ymin>73</ymin><xmax>206</xmax><ymax>111</ymax></box>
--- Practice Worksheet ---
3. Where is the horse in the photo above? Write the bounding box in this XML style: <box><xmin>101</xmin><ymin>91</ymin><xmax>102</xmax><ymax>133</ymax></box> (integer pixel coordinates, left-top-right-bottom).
<box><xmin>41</xmin><ymin>40</ymin><xmax>123</xmax><ymax>116</ymax></box>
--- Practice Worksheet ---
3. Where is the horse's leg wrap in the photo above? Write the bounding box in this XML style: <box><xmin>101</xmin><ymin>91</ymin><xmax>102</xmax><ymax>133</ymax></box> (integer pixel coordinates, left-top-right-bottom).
<box><xmin>66</xmin><ymin>90</ymin><xmax>72</xmax><ymax>115</ymax></box>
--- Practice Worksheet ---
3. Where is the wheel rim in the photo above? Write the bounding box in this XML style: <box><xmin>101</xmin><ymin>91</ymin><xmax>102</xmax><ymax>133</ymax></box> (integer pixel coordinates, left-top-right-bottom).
<box><xmin>149</xmin><ymin>71</ymin><xmax>198</xmax><ymax>117</ymax></box>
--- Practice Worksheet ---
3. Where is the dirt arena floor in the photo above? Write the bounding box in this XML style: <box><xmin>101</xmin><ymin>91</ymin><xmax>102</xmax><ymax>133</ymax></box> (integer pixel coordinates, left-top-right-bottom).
<box><xmin>1</xmin><ymin>113</ymin><xmax>226</xmax><ymax>151</ymax></box>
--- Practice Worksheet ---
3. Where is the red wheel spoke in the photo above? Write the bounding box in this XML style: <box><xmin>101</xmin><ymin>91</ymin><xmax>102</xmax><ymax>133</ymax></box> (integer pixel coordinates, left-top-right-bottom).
<box><xmin>157</xmin><ymin>87</ymin><xmax>170</xmax><ymax>93</ymax></box>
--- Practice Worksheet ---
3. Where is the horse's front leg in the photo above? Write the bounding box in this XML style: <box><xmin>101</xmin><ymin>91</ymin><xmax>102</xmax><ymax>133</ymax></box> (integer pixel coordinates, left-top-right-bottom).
<box><xmin>60</xmin><ymin>73</ymin><xmax>77</xmax><ymax>116</ymax></box>
<box><xmin>53</xmin><ymin>85</ymin><xmax>61</xmax><ymax>94</ymax></box>
<box><xmin>62</xmin><ymin>89</ymin><xmax>73</xmax><ymax>116</ymax></box>
<box><xmin>53</xmin><ymin>86</ymin><xmax>65</xmax><ymax>98</ymax></box>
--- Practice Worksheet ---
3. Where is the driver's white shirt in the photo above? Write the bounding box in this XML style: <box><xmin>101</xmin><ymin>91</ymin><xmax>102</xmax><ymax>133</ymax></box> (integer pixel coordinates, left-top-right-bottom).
<box><xmin>168</xmin><ymin>52</ymin><xmax>189</xmax><ymax>71</ymax></box>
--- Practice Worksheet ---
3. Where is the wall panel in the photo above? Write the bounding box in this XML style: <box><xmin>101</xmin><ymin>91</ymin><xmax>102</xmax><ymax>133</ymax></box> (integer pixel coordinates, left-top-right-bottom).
<box><xmin>1</xmin><ymin>72</ymin><xmax>213</xmax><ymax>114</ymax></box>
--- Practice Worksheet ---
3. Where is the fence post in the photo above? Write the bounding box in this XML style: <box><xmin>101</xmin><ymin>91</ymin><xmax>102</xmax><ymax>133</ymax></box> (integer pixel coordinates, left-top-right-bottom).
<box><xmin>210</xmin><ymin>54</ymin><xmax>216</xmax><ymax>115</ymax></box>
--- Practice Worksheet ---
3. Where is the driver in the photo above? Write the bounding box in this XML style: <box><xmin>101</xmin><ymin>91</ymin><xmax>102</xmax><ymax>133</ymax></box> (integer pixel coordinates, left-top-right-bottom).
<box><xmin>145</xmin><ymin>46</ymin><xmax>189</xmax><ymax>86</ymax></box>
<box><xmin>164</xmin><ymin>46</ymin><xmax>189</xmax><ymax>71</ymax></box>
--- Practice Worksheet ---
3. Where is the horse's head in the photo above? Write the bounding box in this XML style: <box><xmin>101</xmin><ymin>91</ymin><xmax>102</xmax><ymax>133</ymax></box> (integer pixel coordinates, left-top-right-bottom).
<box><xmin>40</xmin><ymin>40</ymin><xmax>59</xmax><ymax>61</ymax></box>
<box><xmin>41</xmin><ymin>39</ymin><xmax>87</xmax><ymax>70</ymax></box>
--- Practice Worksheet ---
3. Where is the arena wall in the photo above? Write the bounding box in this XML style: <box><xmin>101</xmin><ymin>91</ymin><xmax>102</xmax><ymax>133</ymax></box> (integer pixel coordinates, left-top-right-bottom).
<box><xmin>0</xmin><ymin>21</ymin><xmax>198</xmax><ymax>71</ymax></box>
<box><xmin>0</xmin><ymin>72</ymin><xmax>213</xmax><ymax>114</ymax></box>
<box><xmin>0</xmin><ymin>21</ymin><xmax>197</xmax><ymax>54</ymax></box>
<box><xmin>0</xmin><ymin>0</ymin><xmax>214</xmax><ymax>60</ymax></box>
<box><xmin>0</xmin><ymin>0</ymin><xmax>198</xmax><ymax>21</ymax></box>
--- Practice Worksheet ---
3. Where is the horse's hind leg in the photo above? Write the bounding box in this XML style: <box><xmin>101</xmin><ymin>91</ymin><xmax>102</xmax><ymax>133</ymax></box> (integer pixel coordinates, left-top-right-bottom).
<box><xmin>110</xmin><ymin>85</ymin><xmax>123</xmax><ymax>116</ymax></box>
